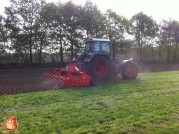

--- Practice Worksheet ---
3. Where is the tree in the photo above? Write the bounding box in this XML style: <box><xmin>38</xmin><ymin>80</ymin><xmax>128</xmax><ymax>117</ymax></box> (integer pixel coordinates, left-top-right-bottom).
<box><xmin>105</xmin><ymin>9</ymin><xmax>130</xmax><ymax>40</ymax></box>
<box><xmin>63</xmin><ymin>1</ymin><xmax>84</xmax><ymax>59</ymax></box>
<box><xmin>4</xmin><ymin>0</ymin><xmax>45</xmax><ymax>64</ymax></box>
<box><xmin>159</xmin><ymin>19</ymin><xmax>179</xmax><ymax>62</ymax></box>
<box><xmin>39</xmin><ymin>2</ymin><xmax>64</xmax><ymax>63</ymax></box>
<box><xmin>3</xmin><ymin>6</ymin><xmax>23</xmax><ymax>63</ymax></box>
<box><xmin>170</xmin><ymin>20</ymin><xmax>179</xmax><ymax>61</ymax></box>
<box><xmin>82</xmin><ymin>1</ymin><xmax>106</xmax><ymax>38</ymax></box>
<box><xmin>0</xmin><ymin>15</ymin><xmax>7</xmax><ymax>64</ymax></box>
<box><xmin>130</xmin><ymin>12</ymin><xmax>158</xmax><ymax>62</ymax></box>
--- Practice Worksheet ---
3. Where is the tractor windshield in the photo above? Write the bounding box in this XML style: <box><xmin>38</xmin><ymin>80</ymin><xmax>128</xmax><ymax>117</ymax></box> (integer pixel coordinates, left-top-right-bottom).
<box><xmin>84</xmin><ymin>41</ymin><xmax>110</xmax><ymax>53</ymax></box>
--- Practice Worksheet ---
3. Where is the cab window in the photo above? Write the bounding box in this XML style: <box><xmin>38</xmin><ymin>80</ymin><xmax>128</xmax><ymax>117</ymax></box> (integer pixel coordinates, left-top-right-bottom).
<box><xmin>102</xmin><ymin>42</ymin><xmax>110</xmax><ymax>53</ymax></box>
<box><xmin>84</xmin><ymin>42</ymin><xmax>91</xmax><ymax>52</ymax></box>
<box><xmin>92</xmin><ymin>41</ymin><xmax>101</xmax><ymax>52</ymax></box>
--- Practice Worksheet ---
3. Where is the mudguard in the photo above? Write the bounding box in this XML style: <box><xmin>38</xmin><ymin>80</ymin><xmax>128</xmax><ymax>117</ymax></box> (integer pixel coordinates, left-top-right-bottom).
<box><xmin>83</xmin><ymin>53</ymin><xmax>111</xmax><ymax>62</ymax></box>
<box><xmin>120</xmin><ymin>58</ymin><xmax>138</xmax><ymax>67</ymax></box>
<box><xmin>72</xmin><ymin>53</ymin><xmax>110</xmax><ymax>63</ymax></box>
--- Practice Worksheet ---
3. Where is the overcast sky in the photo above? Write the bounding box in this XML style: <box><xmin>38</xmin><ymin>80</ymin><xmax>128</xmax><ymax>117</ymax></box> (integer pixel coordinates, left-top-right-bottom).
<box><xmin>1</xmin><ymin>0</ymin><xmax>179</xmax><ymax>22</ymax></box>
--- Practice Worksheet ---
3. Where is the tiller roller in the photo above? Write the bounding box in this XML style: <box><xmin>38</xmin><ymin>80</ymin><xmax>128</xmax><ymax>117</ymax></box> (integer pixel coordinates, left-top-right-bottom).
<box><xmin>43</xmin><ymin>63</ymin><xmax>92</xmax><ymax>88</ymax></box>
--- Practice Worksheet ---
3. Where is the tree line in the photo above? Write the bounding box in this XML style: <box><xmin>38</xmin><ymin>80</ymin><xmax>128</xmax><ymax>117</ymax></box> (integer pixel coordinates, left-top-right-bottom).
<box><xmin>0</xmin><ymin>0</ymin><xmax>179</xmax><ymax>65</ymax></box>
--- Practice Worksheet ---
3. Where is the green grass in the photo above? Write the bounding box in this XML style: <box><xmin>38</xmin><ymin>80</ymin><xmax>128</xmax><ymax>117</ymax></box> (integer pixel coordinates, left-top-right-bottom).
<box><xmin>1</xmin><ymin>71</ymin><xmax>179</xmax><ymax>134</ymax></box>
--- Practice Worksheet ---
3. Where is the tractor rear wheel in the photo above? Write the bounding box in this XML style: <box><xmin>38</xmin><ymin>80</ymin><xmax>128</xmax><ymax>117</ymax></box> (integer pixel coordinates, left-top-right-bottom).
<box><xmin>87</xmin><ymin>56</ymin><xmax>111</xmax><ymax>81</ymax></box>
<box><xmin>122</xmin><ymin>62</ymin><xmax>138</xmax><ymax>79</ymax></box>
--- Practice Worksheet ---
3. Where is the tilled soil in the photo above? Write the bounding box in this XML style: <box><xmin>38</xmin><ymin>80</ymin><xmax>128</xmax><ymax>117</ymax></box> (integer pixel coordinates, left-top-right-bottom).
<box><xmin>0</xmin><ymin>68</ymin><xmax>56</xmax><ymax>94</ymax></box>
<box><xmin>0</xmin><ymin>63</ymin><xmax>179</xmax><ymax>95</ymax></box>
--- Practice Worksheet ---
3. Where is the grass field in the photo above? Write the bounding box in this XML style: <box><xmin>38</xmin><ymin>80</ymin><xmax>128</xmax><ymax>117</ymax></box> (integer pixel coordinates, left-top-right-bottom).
<box><xmin>1</xmin><ymin>71</ymin><xmax>179</xmax><ymax>134</ymax></box>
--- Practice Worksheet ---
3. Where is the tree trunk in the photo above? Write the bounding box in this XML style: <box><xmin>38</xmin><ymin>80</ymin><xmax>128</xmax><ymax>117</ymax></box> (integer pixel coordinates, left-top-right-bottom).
<box><xmin>158</xmin><ymin>45</ymin><xmax>161</xmax><ymax>63</ymax></box>
<box><xmin>70</xmin><ymin>32</ymin><xmax>74</xmax><ymax>60</ymax></box>
<box><xmin>38</xmin><ymin>42</ymin><xmax>42</xmax><ymax>64</ymax></box>
<box><xmin>167</xmin><ymin>45</ymin><xmax>170</xmax><ymax>62</ymax></box>
<box><xmin>29</xmin><ymin>39</ymin><xmax>33</xmax><ymax>64</ymax></box>
<box><xmin>60</xmin><ymin>29</ymin><xmax>63</xmax><ymax>63</ymax></box>
<box><xmin>86</xmin><ymin>30</ymin><xmax>89</xmax><ymax>36</ymax></box>
<box><xmin>51</xmin><ymin>53</ymin><xmax>55</xmax><ymax>64</ymax></box>
<box><xmin>120</xmin><ymin>43</ymin><xmax>123</xmax><ymax>55</ymax></box>
<box><xmin>175</xmin><ymin>43</ymin><xmax>178</xmax><ymax>61</ymax></box>
<box><xmin>39</xmin><ymin>33</ymin><xmax>46</xmax><ymax>64</ymax></box>
<box><xmin>151</xmin><ymin>46</ymin><xmax>154</xmax><ymax>62</ymax></box>
<box><xmin>138</xmin><ymin>41</ymin><xmax>143</xmax><ymax>62</ymax></box>
<box><xmin>137</xmin><ymin>31</ymin><xmax>142</xmax><ymax>62</ymax></box>
<box><xmin>71</xmin><ymin>39</ymin><xmax>74</xmax><ymax>60</ymax></box>
<box><xmin>39</xmin><ymin>48</ymin><xmax>42</xmax><ymax>64</ymax></box>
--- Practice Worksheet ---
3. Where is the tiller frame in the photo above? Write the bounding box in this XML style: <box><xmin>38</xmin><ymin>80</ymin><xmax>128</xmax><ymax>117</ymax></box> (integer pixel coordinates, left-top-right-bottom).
<box><xmin>43</xmin><ymin>63</ymin><xmax>92</xmax><ymax>88</ymax></box>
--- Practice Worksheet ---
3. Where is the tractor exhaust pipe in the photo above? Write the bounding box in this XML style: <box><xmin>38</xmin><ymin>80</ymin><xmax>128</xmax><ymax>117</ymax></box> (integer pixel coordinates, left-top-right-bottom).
<box><xmin>111</xmin><ymin>37</ymin><xmax>117</xmax><ymax>62</ymax></box>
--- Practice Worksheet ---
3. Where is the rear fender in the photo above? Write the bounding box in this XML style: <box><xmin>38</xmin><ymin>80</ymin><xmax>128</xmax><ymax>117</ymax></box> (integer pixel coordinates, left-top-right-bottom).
<box><xmin>84</xmin><ymin>53</ymin><xmax>111</xmax><ymax>63</ymax></box>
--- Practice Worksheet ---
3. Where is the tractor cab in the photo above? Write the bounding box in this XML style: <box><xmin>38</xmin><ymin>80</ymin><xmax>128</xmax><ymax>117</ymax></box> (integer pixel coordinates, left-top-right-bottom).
<box><xmin>84</xmin><ymin>38</ymin><xmax>111</xmax><ymax>54</ymax></box>
<box><xmin>72</xmin><ymin>37</ymin><xmax>112</xmax><ymax>63</ymax></box>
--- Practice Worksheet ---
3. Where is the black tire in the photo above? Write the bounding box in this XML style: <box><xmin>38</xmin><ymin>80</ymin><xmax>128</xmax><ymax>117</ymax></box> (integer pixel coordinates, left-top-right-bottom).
<box><xmin>86</xmin><ymin>56</ymin><xmax>111</xmax><ymax>81</ymax></box>
<box><xmin>122</xmin><ymin>62</ymin><xmax>138</xmax><ymax>79</ymax></box>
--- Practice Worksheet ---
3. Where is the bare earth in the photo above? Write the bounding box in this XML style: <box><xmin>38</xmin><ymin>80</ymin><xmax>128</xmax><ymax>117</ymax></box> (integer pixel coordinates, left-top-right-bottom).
<box><xmin>0</xmin><ymin>63</ymin><xmax>179</xmax><ymax>95</ymax></box>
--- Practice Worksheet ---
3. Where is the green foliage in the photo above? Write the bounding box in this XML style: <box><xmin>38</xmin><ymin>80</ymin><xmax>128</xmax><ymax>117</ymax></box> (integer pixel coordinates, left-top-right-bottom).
<box><xmin>63</xmin><ymin>1</ymin><xmax>84</xmax><ymax>59</ymax></box>
<box><xmin>158</xmin><ymin>20</ymin><xmax>179</xmax><ymax>62</ymax></box>
<box><xmin>82</xmin><ymin>1</ymin><xmax>106</xmax><ymax>37</ymax></box>
<box><xmin>130</xmin><ymin>12</ymin><xmax>158</xmax><ymax>62</ymax></box>
<box><xmin>1</xmin><ymin>71</ymin><xmax>179</xmax><ymax>133</ymax></box>
<box><xmin>105</xmin><ymin>9</ymin><xmax>130</xmax><ymax>40</ymax></box>
<box><xmin>1</xmin><ymin>0</ymin><xmax>179</xmax><ymax>64</ymax></box>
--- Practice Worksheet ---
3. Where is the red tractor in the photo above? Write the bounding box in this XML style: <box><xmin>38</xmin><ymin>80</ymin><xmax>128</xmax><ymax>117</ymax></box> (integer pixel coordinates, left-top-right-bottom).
<box><xmin>43</xmin><ymin>37</ymin><xmax>138</xmax><ymax>88</ymax></box>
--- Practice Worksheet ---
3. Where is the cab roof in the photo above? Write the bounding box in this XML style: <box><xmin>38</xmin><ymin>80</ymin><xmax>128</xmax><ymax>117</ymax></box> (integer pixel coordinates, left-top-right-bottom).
<box><xmin>85</xmin><ymin>38</ymin><xmax>110</xmax><ymax>42</ymax></box>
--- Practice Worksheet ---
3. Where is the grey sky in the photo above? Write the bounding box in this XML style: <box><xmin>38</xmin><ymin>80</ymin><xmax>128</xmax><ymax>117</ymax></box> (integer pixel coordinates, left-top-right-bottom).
<box><xmin>1</xmin><ymin>0</ymin><xmax>179</xmax><ymax>22</ymax></box>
